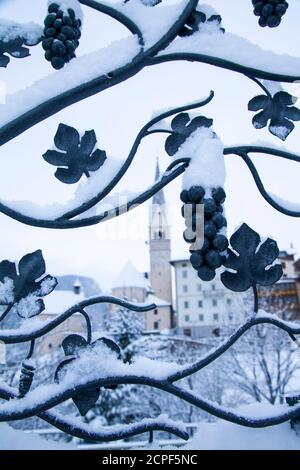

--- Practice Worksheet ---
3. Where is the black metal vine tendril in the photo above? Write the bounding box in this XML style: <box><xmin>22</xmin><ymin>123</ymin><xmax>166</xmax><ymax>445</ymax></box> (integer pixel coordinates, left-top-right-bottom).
<box><xmin>0</xmin><ymin>158</ymin><xmax>188</xmax><ymax>230</ymax></box>
<box><xmin>26</xmin><ymin>339</ymin><xmax>35</xmax><ymax>360</ymax></box>
<box><xmin>0</xmin><ymin>296</ymin><xmax>156</xmax><ymax>344</ymax></box>
<box><xmin>0</xmin><ymin>304</ymin><xmax>13</xmax><ymax>322</ymax></box>
<box><xmin>0</xmin><ymin>92</ymin><xmax>212</xmax><ymax>229</ymax></box>
<box><xmin>0</xmin><ymin>385</ymin><xmax>189</xmax><ymax>442</ymax></box>
<box><xmin>79</xmin><ymin>309</ymin><xmax>92</xmax><ymax>344</ymax></box>
<box><xmin>57</xmin><ymin>90</ymin><xmax>214</xmax><ymax>221</ymax></box>
<box><xmin>224</xmin><ymin>147</ymin><xmax>300</xmax><ymax>218</ymax></box>
<box><xmin>149</xmin><ymin>52</ymin><xmax>300</xmax><ymax>83</ymax></box>
<box><xmin>167</xmin><ymin>315</ymin><xmax>300</xmax><ymax>382</ymax></box>
<box><xmin>253</xmin><ymin>284</ymin><xmax>259</xmax><ymax>314</ymax></box>
<box><xmin>78</xmin><ymin>0</ymin><xmax>145</xmax><ymax>46</ymax></box>
<box><xmin>247</xmin><ymin>75</ymin><xmax>272</xmax><ymax>98</ymax></box>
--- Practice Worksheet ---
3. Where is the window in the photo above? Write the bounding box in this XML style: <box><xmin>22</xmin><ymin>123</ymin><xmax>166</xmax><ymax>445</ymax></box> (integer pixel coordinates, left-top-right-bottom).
<box><xmin>213</xmin><ymin>313</ymin><xmax>219</xmax><ymax>321</ymax></box>
<box><xmin>212</xmin><ymin>299</ymin><xmax>217</xmax><ymax>307</ymax></box>
<box><xmin>184</xmin><ymin>328</ymin><xmax>191</xmax><ymax>337</ymax></box>
<box><xmin>227</xmin><ymin>298</ymin><xmax>232</xmax><ymax>305</ymax></box>
<box><xmin>197</xmin><ymin>284</ymin><xmax>202</xmax><ymax>291</ymax></box>
<box><xmin>154</xmin><ymin>309</ymin><xmax>158</xmax><ymax>315</ymax></box>
<box><xmin>182</xmin><ymin>270</ymin><xmax>188</xmax><ymax>279</ymax></box>
<box><xmin>182</xmin><ymin>263</ymin><xmax>187</xmax><ymax>267</ymax></box>
<box><xmin>281</xmin><ymin>261</ymin><xmax>286</xmax><ymax>269</ymax></box>
<box><xmin>184</xmin><ymin>301</ymin><xmax>189</xmax><ymax>309</ymax></box>
<box><xmin>199</xmin><ymin>314</ymin><xmax>204</xmax><ymax>322</ymax></box>
<box><xmin>153</xmin><ymin>321</ymin><xmax>159</xmax><ymax>330</ymax></box>
<box><xmin>211</xmin><ymin>284</ymin><xmax>215</xmax><ymax>290</ymax></box>
<box><xmin>198</xmin><ymin>300</ymin><xmax>203</xmax><ymax>308</ymax></box>
<box><xmin>228</xmin><ymin>313</ymin><xmax>233</xmax><ymax>321</ymax></box>
<box><xmin>183</xmin><ymin>285</ymin><xmax>188</xmax><ymax>293</ymax></box>
<box><xmin>185</xmin><ymin>315</ymin><xmax>190</xmax><ymax>322</ymax></box>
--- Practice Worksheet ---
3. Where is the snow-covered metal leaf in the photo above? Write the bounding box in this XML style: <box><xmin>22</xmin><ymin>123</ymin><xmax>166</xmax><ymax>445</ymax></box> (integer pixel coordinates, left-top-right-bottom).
<box><xmin>221</xmin><ymin>223</ymin><xmax>283</xmax><ymax>292</ymax></box>
<box><xmin>165</xmin><ymin>113</ymin><xmax>213</xmax><ymax>156</ymax></box>
<box><xmin>62</xmin><ymin>334</ymin><xmax>87</xmax><ymax>356</ymax></box>
<box><xmin>0</xmin><ymin>250</ymin><xmax>57</xmax><ymax>319</ymax></box>
<box><xmin>248</xmin><ymin>91</ymin><xmax>300</xmax><ymax>140</ymax></box>
<box><xmin>43</xmin><ymin>124</ymin><xmax>107</xmax><ymax>184</ymax></box>
<box><xmin>55</xmin><ymin>334</ymin><xmax>122</xmax><ymax>415</ymax></box>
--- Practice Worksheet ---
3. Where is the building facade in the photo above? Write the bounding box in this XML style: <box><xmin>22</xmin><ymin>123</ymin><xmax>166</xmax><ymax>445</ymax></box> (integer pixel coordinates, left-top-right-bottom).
<box><xmin>258</xmin><ymin>250</ymin><xmax>300</xmax><ymax>320</ymax></box>
<box><xmin>111</xmin><ymin>260</ymin><xmax>173</xmax><ymax>331</ymax></box>
<box><xmin>170</xmin><ymin>258</ymin><xmax>248</xmax><ymax>338</ymax></box>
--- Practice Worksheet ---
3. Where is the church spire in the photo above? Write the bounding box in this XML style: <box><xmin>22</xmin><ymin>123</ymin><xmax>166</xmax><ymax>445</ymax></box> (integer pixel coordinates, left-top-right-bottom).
<box><xmin>149</xmin><ymin>158</ymin><xmax>170</xmax><ymax>241</ymax></box>
<box><xmin>152</xmin><ymin>158</ymin><xmax>165</xmax><ymax>206</ymax></box>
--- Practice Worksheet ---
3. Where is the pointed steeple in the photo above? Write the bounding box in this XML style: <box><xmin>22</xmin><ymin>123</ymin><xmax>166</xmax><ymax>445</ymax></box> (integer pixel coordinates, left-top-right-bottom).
<box><xmin>149</xmin><ymin>158</ymin><xmax>170</xmax><ymax>241</ymax></box>
<box><xmin>152</xmin><ymin>159</ymin><xmax>165</xmax><ymax>206</ymax></box>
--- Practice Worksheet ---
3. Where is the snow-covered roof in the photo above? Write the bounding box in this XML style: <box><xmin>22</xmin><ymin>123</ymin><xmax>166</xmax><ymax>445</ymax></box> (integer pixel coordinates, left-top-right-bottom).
<box><xmin>146</xmin><ymin>293</ymin><xmax>171</xmax><ymax>307</ymax></box>
<box><xmin>43</xmin><ymin>290</ymin><xmax>85</xmax><ymax>315</ymax></box>
<box><xmin>112</xmin><ymin>260</ymin><xmax>151</xmax><ymax>290</ymax></box>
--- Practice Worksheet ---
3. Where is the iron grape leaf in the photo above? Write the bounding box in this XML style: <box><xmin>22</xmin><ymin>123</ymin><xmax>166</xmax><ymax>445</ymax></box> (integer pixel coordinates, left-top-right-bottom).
<box><xmin>55</xmin><ymin>335</ymin><xmax>123</xmax><ymax>415</ymax></box>
<box><xmin>248</xmin><ymin>91</ymin><xmax>300</xmax><ymax>141</ymax></box>
<box><xmin>0</xmin><ymin>250</ymin><xmax>57</xmax><ymax>318</ymax></box>
<box><xmin>165</xmin><ymin>113</ymin><xmax>213</xmax><ymax>156</ymax></box>
<box><xmin>43</xmin><ymin>124</ymin><xmax>107</xmax><ymax>184</ymax></box>
<box><xmin>73</xmin><ymin>388</ymin><xmax>101</xmax><ymax>417</ymax></box>
<box><xmin>0</xmin><ymin>38</ymin><xmax>31</xmax><ymax>68</ymax></box>
<box><xmin>62</xmin><ymin>334</ymin><xmax>88</xmax><ymax>356</ymax></box>
<box><xmin>221</xmin><ymin>223</ymin><xmax>283</xmax><ymax>292</ymax></box>
<box><xmin>178</xmin><ymin>9</ymin><xmax>224</xmax><ymax>37</ymax></box>
<box><xmin>54</xmin><ymin>354</ymin><xmax>101</xmax><ymax>417</ymax></box>
<box><xmin>93</xmin><ymin>336</ymin><xmax>122</xmax><ymax>359</ymax></box>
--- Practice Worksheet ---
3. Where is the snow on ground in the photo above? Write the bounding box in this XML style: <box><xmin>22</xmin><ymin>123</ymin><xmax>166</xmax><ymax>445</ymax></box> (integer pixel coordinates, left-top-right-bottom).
<box><xmin>0</xmin><ymin>423</ymin><xmax>76</xmax><ymax>450</ymax></box>
<box><xmin>180</xmin><ymin>403</ymin><xmax>300</xmax><ymax>450</ymax></box>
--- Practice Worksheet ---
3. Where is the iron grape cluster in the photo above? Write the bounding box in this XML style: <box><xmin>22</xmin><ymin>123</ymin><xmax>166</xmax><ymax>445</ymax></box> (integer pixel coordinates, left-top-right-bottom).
<box><xmin>181</xmin><ymin>185</ymin><xmax>228</xmax><ymax>281</ymax></box>
<box><xmin>42</xmin><ymin>3</ymin><xmax>82</xmax><ymax>70</ymax></box>
<box><xmin>252</xmin><ymin>0</ymin><xmax>289</xmax><ymax>27</ymax></box>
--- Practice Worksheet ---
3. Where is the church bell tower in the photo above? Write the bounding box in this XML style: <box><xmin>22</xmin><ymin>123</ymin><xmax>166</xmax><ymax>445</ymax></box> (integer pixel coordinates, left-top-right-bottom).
<box><xmin>149</xmin><ymin>160</ymin><xmax>172</xmax><ymax>304</ymax></box>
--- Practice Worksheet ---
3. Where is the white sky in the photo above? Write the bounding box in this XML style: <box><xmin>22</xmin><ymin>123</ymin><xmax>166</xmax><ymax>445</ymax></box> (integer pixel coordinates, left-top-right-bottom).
<box><xmin>0</xmin><ymin>0</ymin><xmax>299</xmax><ymax>291</ymax></box>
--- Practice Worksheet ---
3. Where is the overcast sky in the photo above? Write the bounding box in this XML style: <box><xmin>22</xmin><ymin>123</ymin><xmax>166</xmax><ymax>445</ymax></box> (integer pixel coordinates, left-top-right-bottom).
<box><xmin>0</xmin><ymin>0</ymin><xmax>299</xmax><ymax>291</ymax></box>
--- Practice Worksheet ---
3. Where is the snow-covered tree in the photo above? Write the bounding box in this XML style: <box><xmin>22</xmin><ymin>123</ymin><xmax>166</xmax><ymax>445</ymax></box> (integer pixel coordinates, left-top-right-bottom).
<box><xmin>226</xmin><ymin>324</ymin><xmax>300</xmax><ymax>405</ymax></box>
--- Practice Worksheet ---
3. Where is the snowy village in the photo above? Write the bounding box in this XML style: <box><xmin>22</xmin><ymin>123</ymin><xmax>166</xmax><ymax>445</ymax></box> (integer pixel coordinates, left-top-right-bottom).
<box><xmin>0</xmin><ymin>0</ymin><xmax>299</xmax><ymax>458</ymax></box>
